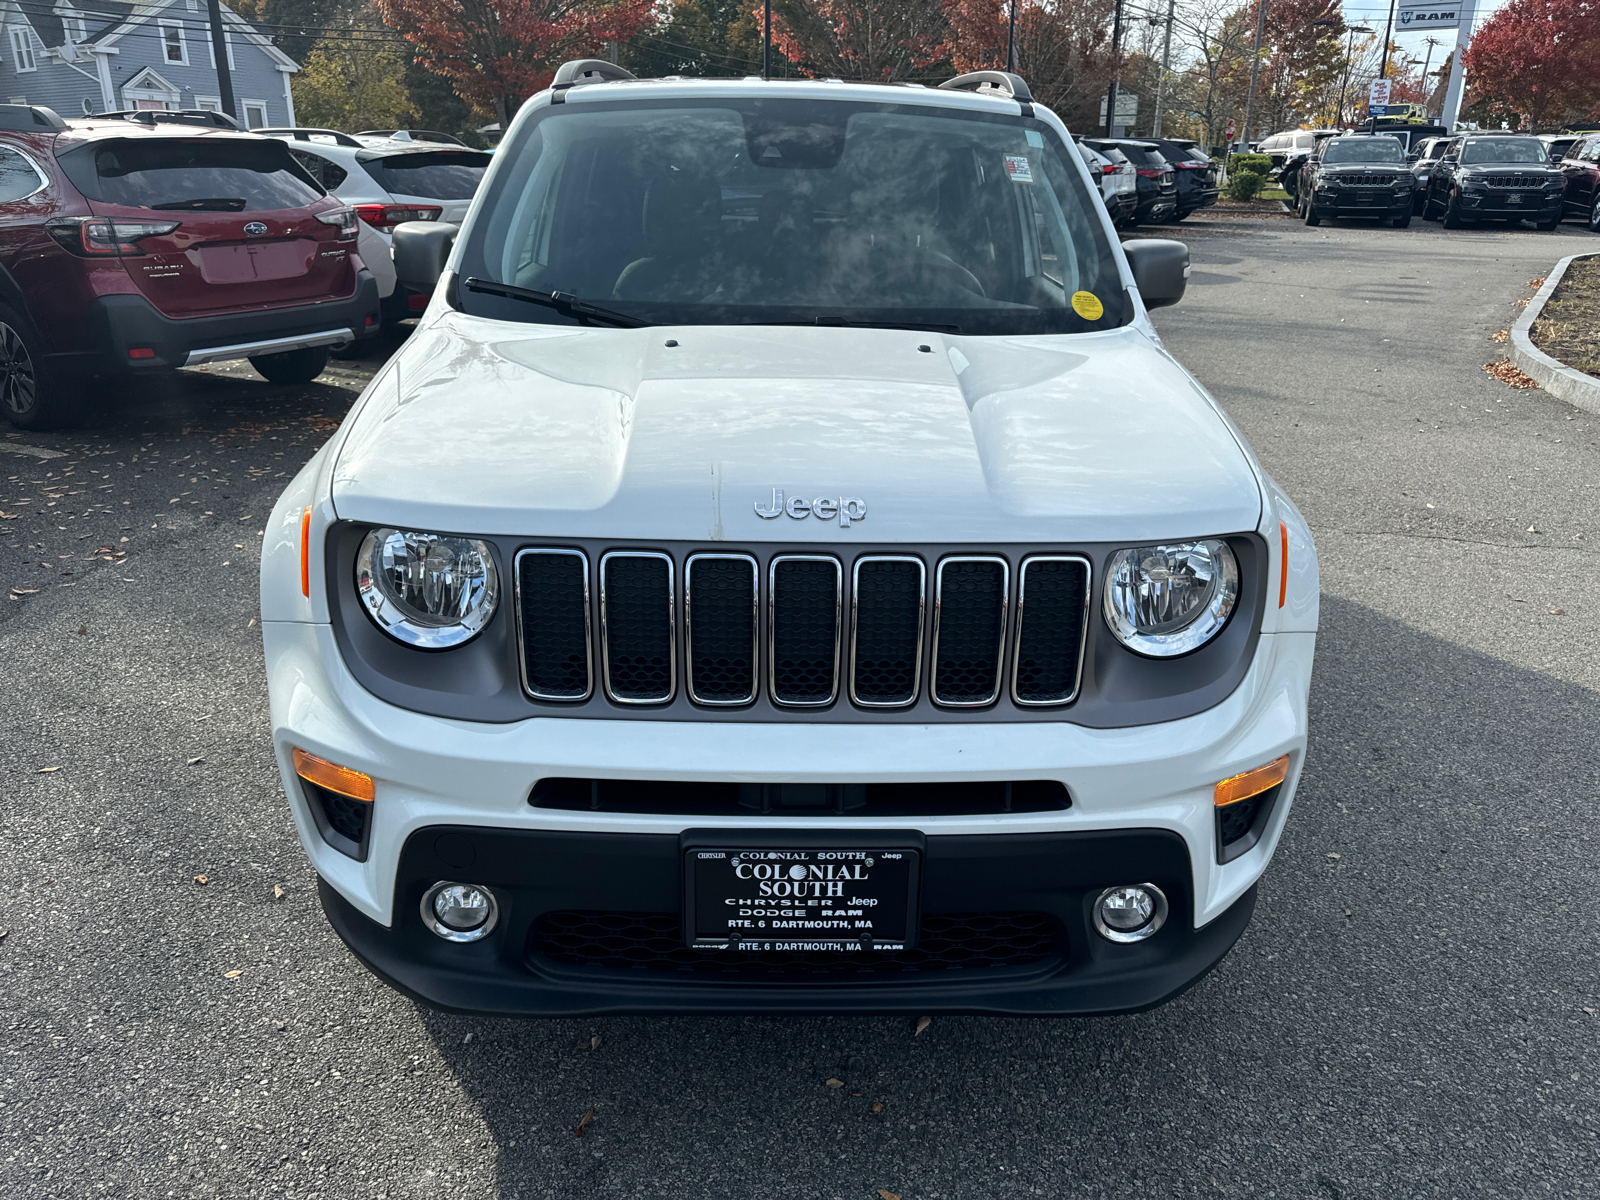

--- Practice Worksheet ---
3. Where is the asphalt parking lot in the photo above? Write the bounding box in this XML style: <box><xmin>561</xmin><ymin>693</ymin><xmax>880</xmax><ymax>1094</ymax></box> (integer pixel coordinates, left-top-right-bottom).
<box><xmin>3</xmin><ymin>218</ymin><xmax>1599</xmax><ymax>1199</ymax></box>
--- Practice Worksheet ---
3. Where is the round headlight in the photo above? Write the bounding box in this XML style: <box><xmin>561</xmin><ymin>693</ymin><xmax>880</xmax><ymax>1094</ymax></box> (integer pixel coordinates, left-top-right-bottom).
<box><xmin>1103</xmin><ymin>539</ymin><xmax>1239</xmax><ymax>658</ymax></box>
<box><xmin>356</xmin><ymin>527</ymin><xmax>498</xmax><ymax>649</ymax></box>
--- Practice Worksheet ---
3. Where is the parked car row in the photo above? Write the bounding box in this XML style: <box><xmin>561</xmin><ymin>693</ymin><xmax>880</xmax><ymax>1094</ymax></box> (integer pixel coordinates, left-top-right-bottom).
<box><xmin>1077</xmin><ymin>136</ymin><xmax>1219</xmax><ymax>226</ymax></box>
<box><xmin>0</xmin><ymin>104</ymin><xmax>492</xmax><ymax>431</ymax></box>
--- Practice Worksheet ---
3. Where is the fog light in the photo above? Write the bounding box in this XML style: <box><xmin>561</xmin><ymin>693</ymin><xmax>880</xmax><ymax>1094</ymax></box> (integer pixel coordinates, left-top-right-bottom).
<box><xmin>420</xmin><ymin>881</ymin><xmax>499</xmax><ymax>942</ymax></box>
<box><xmin>1093</xmin><ymin>884</ymin><xmax>1168</xmax><ymax>943</ymax></box>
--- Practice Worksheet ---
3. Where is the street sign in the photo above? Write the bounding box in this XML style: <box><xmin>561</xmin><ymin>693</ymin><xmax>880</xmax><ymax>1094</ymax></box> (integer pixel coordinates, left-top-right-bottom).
<box><xmin>1369</xmin><ymin>79</ymin><xmax>1392</xmax><ymax>107</ymax></box>
<box><xmin>1224</xmin><ymin>118</ymin><xmax>1236</xmax><ymax>141</ymax></box>
<box><xmin>1098</xmin><ymin>92</ymin><xmax>1139</xmax><ymax>125</ymax></box>
<box><xmin>1397</xmin><ymin>4</ymin><xmax>1462</xmax><ymax>30</ymax></box>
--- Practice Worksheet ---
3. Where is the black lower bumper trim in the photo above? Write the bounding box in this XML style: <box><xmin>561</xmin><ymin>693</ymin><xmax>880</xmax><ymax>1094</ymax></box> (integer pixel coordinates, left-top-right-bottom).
<box><xmin>317</xmin><ymin>825</ymin><xmax>1258</xmax><ymax>1016</ymax></box>
<box><xmin>48</xmin><ymin>273</ymin><xmax>380</xmax><ymax>374</ymax></box>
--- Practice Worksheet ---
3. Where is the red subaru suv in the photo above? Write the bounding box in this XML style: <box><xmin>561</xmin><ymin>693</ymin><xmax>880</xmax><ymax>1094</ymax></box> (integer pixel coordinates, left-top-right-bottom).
<box><xmin>0</xmin><ymin>105</ymin><xmax>380</xmax><ymax>429</ymax></box>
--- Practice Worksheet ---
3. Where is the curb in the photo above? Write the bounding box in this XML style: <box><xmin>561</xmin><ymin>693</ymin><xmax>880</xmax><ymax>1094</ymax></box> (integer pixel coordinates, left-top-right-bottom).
<box><xmin>1511</xmin><ymin>252</ymin><xmax>1600</xmax><ymax>413</ymax></box>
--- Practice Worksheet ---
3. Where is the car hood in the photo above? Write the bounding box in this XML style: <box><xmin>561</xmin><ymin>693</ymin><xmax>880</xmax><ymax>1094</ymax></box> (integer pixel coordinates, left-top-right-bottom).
<box><xmin>331</xmin><ymin>313</ymin><xmax>1263</xmax><ymax>544</ymax></box>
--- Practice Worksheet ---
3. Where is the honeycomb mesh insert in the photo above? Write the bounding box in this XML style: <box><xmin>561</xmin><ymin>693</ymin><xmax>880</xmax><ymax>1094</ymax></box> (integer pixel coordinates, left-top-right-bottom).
<box><xmin>517</xmin><ymin>552</ymin><xmax>589</xmax><ymax>699</ymax></box>
<box><xmin>934</xmin><ymin>559</ymin><xmax>1006</xmax><ymax>704</ymax></box>
<box><xmin>688</xmin><ymin>557</ymin><xmax>756</xmax><ymax>703</ymax></box>
<box><xmin>1218</xmin><ymin>793</ymin><xmax>1263</xmax><ymax>846</ymax></box>
<box><xmin>771</xmin><ymin>558</ymin><xmax>839</xmax><ymax>704</ymax></box>
<box><xmin>602</xmin><ymin>555</ymin><xmax>672</xmax><ymax>701</ymax></box>
<box><xmin>530</xmin><ymin>910</ymin><xmax>1062</xmax><ymax>978</ymax></box>
<box><xmin>852</xmin><ymin>558</ymin><xmax>923</xmax><ymax>704</ymax></box>
<box><xmin>1014</xmin><ymin>558</ymin><xmax>1088</xmax><ymax>704</ymax></box>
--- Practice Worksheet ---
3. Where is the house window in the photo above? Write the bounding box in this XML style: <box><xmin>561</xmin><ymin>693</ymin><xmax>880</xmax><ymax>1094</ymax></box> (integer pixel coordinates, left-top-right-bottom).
<box><xmin>160</xmin><ymin>21</ymin><xmax>186</xmax><ymax>65</ymax></box>
<box><xmin>60</xmin><ymin>7</ymin><xmax>87</xmax><ymax>44</ymax></box>
<box><xmin>242</xmin><ymin>100</ymin><xmax>268</xmax><ymax>129</ymax></box>
<box><xmin>195</xmin><ymin>96</ymin><xmax>220</xmax><ymax>113</ymax></box>
<box><xmin>207</xmin><ymin>29</ymin><xmax>235</xmax><ymax>70</ymax></box>
<box><xmin>9</xmin><ymin>28</ymin><xmax>36</xmax><ymax>72</ymax></box>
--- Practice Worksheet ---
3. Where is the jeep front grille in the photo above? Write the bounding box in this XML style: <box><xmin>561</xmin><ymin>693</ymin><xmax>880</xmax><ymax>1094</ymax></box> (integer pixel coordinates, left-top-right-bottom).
<box><xmin>1485</xmin><ymin>174</ymin><xmax>1545</xmax><ymax>188</ymax></box>
<box><xmin>514</xmin><ymin>547</ymin><xmax>1091</xmax><ymax>712</ymax></box>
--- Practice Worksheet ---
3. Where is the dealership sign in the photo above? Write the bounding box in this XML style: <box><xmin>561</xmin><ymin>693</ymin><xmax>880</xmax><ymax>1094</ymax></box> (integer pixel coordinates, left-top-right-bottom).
<box><xmin>1397</xmin><ymin>4</ymin><xmax>1461</xmax><ymax>29</ymax></box>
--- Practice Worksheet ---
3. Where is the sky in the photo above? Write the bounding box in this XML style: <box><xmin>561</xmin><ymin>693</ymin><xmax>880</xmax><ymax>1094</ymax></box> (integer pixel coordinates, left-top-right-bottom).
<box><xmin>1347</xmin><ymin>0</ymin><xmax>1514</xmax><ymax>80</ymax></box>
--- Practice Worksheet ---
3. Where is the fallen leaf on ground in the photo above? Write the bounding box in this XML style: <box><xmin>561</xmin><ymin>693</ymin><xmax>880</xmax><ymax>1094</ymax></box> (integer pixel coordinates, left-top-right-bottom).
<box><xmin>1528</xmin><ymin>278</ymin><xmax>1546</xmax><ymax>288</ymax></box>
<box><xmin>1490</xmin><ymin>329</ymin><xmax>1510</xmax><ymax>343</ymax></box>
<box><xmin>1326</xmin><ymin>853</ymin><xmax>1340</xmax><ymax>860</ymax></box>
<box><xmin>194</xmin><ymin>874</ymin><xmax>209</xmax><ymax>885</ymax></box>
<box><xmin>0</xmin><ymin>929</ymin><xmax>9</xmax><ymax>943</ymax></box>
<box><xmin>224</xmin><ymin>970</ymin><xmax>243</xmax><ymax>979</ymax></box>
<box><xmin>825</xmin><ymin>1077</ymin><xmax>845</xmax><ymax>1088</ymax></box>
<box><xmin>872</xmin><ymin>1102</ymin><xmax>884</xmax><ymax>1113</ymax></box>
<box><xmin>914</xmin><ymin>1015</ymin><xmax>932</xmax><ymax>1035</ymax></box>
<box><xmin>11</xmin><ymin>588</ymin><xmax>38</xmax><ymax>595</ymax></box>
<box><xmin>574</xmin><ymin>1108</ymin><xmax>595</xmax><ymax>1137</ymax></box>
<box><xmin>272</xmin><ymin>885</ymin><xmax>285</xmax><ymax>900</ymax></box>
<box><xmin>76</xmin><ymin>624</ymin><xmax>86</xmax><ymax>635</ymax></box>
<box><xmin>590</xmin><ymin>1034</ymin><xmax>602</xmax><ymax>1050</ymax></box>
<box><xmin>36</xmin><ymin>766</ymin><xmax>59</xmax><ymax>773</ymax></box>
<box><xmin>186</xmin><ymin>756</ymin><xmax>204</xmax><ymax>765</ymax></box>
<box><xmin>878</xmin><ymin>1190</ymin><xmax>902</xmax><ymax>1200</ymax></box>
<box><xmin>1550</xmin><ymin>609</ymin><xmax>1566</xmax><ymax>615</ymax></box>
<box><xmin>1584</xmin><ymin>1007</ymin><xmax>1596</xmax><ymax>1015</ymax></box>
<box><xmin>1483</xmin><ymin>359</ymin><xmax>1538</xmax><ymax>389</ymax></box>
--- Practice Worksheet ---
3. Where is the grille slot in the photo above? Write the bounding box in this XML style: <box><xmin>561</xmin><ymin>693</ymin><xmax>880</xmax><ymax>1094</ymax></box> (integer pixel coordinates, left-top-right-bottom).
<box><xmin>1341</xmin><ymin>173</ymin><xmax>1401</xmax><ymax>187</ymax></box>
<box><xmin>530</xmin><ymin>910</ymin><xmax>1063</xmax><ymax>978</ymax></box>
<box><xmin>931</xmin><ymin>557</ymin><xmax>1008</xmax><ymax>706</ymax></box>
<box><xmin>850</xmin><ymin>556</ymin><xmax>925</xmax><ymax>706</ymax></box>
<box><xmin>685</xmin><ymin>554</ymin><xmax>757</xmax><ymax>705</ymax></box>
<box><xmin>514</xmin><ymin>549</ymin><xmax>591</xmax><ymax>701</ymax></box>
<box><xmin>1486</xmin><ymin>174</ymin><xmax>1544</xmax><ymax>188</ymax></box>
<box><xmin>599</xmin><ymin>552</ymin><xmax>675</xmax><ymax>704</ymax></box>
<box><xmin>769</xmin><ymin>555</ymin><xmax>841</xmax><ymax>706</ymax></box>
<box><xmin>1012</xmin><ymin>556</ymin><xmax>1091</xmax><ymax>706</ymax></box>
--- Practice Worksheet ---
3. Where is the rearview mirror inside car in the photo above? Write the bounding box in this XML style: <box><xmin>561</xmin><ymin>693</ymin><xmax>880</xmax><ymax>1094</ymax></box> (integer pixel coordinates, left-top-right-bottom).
<box><xmin>392</xmin><ymin>221</ymin><xmax>459</xmax><ymax>293</ymax></box>
<box><xmin>1121</xmin><ymin>239</ymin><xmax>1190</xmax><ymax>310</ymax></box>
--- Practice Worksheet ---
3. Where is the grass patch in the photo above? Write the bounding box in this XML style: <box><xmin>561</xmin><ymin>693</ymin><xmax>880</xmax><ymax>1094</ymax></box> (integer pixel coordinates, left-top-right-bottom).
<box><xmin>1530</xmin><ymin>257</ymin><xmax>1600</xmax><ymax>380</ymax></box>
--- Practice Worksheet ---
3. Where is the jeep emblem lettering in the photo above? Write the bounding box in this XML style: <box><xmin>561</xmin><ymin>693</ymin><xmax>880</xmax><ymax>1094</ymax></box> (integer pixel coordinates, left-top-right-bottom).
<box><xmin>754</xmin><ymin>488</ymin><xmax>867</xmax><ymax>527</ymax></box>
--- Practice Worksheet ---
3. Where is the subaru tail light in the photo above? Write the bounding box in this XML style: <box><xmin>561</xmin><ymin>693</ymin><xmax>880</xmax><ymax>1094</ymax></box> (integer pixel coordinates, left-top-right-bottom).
<box><xmin>352</xmin><ymin>203</ymin><xmax>443</xmax><ymax>233</ymax></box>
<box><xmin>315</xmin><ymin>205</ymin><xmax>360</xmax><ymax>242</ymax></box>
<box><xmin>45</xmin><ymin>216</ymin><xmax>180</xmax><ymax>257</ymax></box>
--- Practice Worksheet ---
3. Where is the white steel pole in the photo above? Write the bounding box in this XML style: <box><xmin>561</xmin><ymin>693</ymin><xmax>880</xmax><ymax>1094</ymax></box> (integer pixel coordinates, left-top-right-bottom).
<box><xmin>1438</xmin><ymin>0</ymin><xmax>1478</xmax><ymax>131</ymax></box>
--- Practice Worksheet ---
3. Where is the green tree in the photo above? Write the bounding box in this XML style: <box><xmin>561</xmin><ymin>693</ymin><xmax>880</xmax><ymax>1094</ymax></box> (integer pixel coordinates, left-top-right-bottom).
<box><xmin>626</xmin><ymin>0</ymin><xmax>769</xmax><ymax>77</ymax></box>
<box><xmin>294</xmin><ymin>34</ymin><xmax>417</xmax><ymax>130</ymax></box>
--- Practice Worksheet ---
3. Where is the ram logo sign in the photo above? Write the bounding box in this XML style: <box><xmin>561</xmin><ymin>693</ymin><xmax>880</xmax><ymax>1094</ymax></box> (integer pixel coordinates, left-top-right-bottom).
<box><xmin>1397</xmin><ymin>4</ymin><xmax>1461</xmax><ymax>28</ymax></box>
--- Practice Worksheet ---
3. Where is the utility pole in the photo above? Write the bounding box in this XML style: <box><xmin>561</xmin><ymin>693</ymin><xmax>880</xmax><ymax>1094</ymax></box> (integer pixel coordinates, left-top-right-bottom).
<box><xmin>1103</xmin><ymin>0</ymin><xmax>1125</xmax><ymax>138</ymax></box>
<box><xmin>1239</xmin><ymin>0</ymin><xmax>1268</xmax><ymax>150</ymax></box>
<box><xmin>1007</xmin><ymin>0</ymin><xmax>1017</xmax><ymax>72</ymax></box>
<box><xmin>761</xmin><ymin>0</ymin><xmax>774</xmax><ymax>80</ymax></box>
<box><xmin>1439</xmin><ymin>0</ymin><xmax>1478</xmax><ymax>130</ymax></box>
<box><xmin>1378</xmin><ymin>0</ymin><xmax>1397</xmax><ymax>78</ymax></box>
<box><xmin>1335</xmin><ymin>26</ymin><xmax>1374</xmax><ymax>128</ymax></box>
<box><xmin>206</xmin><ymin>0</ymin><xmax>236</xmax><ymax>121</ymax></box>
<box><xmin>1420</xmin><ymin>35</ymin><xmax>1441</xmax><ymax>110</ymax></box>
<box><xmin>1152</xmin><ymin>0</ymin><xmax>1176</xmax><ymax>137</ymax></box>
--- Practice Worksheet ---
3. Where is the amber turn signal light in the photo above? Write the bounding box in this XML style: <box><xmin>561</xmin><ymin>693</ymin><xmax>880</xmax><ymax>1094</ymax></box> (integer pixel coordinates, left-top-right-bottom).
<box><xmin>1214</xmin><ymin>755</ymin><xmax>1289</xmax><ymax>807</ymax></box>
<box><xmin>292</xmin><ymin>748</ymin><xmax>374</xmax><ymax>803</ymax></box>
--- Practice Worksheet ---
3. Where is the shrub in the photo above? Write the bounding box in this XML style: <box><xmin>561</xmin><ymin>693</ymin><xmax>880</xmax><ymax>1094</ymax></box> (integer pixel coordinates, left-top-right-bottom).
<box><xmin>1227</xmin><ymin>153</ymin><xmax>1274</xmax><ymax>176</ymax></box>
<box><xmin>1224</xmin><ymin>170</ymin><xmax>1269</xmax><ymax>201</ymax></box>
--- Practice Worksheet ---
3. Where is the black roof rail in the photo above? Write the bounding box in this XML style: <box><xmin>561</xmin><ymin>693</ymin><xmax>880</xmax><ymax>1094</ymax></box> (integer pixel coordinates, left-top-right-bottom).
<box><xmin>937</xmin><ymin>71</ymin><xmax>1034</xmax><ymax>104</ymax></box>
<box><xmin>255</xmin><ymin>126</ymin><xmax>363</xmax><ymax>147</ymax></box>
<box><xmin>98</xmin><ymin>109</ymin><xmax>242</xmax><ymax>130</ymax></box>
<box><xmin>550</xmin><ymin>59</ymin><xmax>638</xmax><ymax>104</ymax></box>
<box><xmin>0</xmin><ymin>104</ymin><xmax>66</xmax><ymax>132</ymax></box>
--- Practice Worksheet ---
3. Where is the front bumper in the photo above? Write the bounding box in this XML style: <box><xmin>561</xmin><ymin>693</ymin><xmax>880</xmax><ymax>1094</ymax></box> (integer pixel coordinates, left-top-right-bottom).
<box><xmin>1312</xmin><ymin>191</ymin><xmax>1413</xmax><ymax>218</ymax></box>
<box><xmin>1459</xmin><ymin>191</ymin><xmax>1564</xmax><ymax>219</ymax></box>
<box><xmin>321</xmin><ymin>827</ymin><xmax>1259</xmax><ymax>1016</ymax></box>
<box><xmin>264</xmin><ymin>614</ymin><xmax>1314</xmax><ymax>1014</ymax></box>
<box><xmin>50</xmin><ymin>272</ymin><xmax>381</xmax><ymax>374</ymax></box>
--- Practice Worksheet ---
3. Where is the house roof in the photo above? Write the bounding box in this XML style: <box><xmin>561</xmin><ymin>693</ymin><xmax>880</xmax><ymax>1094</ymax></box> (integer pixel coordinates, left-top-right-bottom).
<box><xmin>15</xmin><ymin>0</ymin><xmax>132</xmax><ymax>48</ymax></box>
<box><xmin>13</xmin><ymin>0</ymin><xmax>299</xmax><ymax>69</ymax></box>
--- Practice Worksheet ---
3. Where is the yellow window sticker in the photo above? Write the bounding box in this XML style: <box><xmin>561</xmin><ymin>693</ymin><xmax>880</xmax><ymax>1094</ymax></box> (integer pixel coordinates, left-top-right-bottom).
<box><xmin>1071</xmin><ymin>291</ymin><xmax>1104</xmax><ymax>320</ymax></box>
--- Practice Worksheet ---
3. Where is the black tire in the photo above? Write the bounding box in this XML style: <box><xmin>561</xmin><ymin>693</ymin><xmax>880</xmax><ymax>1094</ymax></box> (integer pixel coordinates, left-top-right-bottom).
<box><xmin>0</xmin><ymin>303</ymin><xmax>77</xmax><ymax>431</ymax></box>
<box><xmin>1589</xmin><ymin>194</ymin><xmax>1600</xmax><ymax>233</ymax></box>
<box><xmin>1536</xmin><ymin>215</ymin><xmax>1560</xmax><ymax>231</ymax></box>
<box><xmin>1391</xmin><ymin>211</ymin><xmax>1412</xmax><ymax>229</ymax></box>
<box><xmin>1168</xmin><ymin>208</ymin><xmax>1189</xmax><ymax>223</ymax></box>
<box><xmin>1302</xmin><ymin>192</ymin><xmax>1321</xmax><ymax>226</ymax></box>
<box><xmin>1442</xmin><ymin>191</ymin><xmax>1464</xmax><ymax>229</ymax></box>
<box><xmin>1412</xmin><ymin>191</ymin><xmax>1427</xmax><ymax>214</ymax></box>
<box><xmin>249</xmin><ymin>346</ymin><xmax>331</xmax><ymax>385</ymax></box>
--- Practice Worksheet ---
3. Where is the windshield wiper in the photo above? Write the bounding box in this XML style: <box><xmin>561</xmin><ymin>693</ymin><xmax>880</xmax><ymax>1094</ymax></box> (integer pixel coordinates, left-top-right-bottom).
<box><xmin>151</xmin><ymin>197</ymin><xmax>247</xmax><ymax>211</ymax></box>
<box><xmin>463</xmin><ymin>277</ymin><xmax>648</xmax><ymax>328</ymax></box>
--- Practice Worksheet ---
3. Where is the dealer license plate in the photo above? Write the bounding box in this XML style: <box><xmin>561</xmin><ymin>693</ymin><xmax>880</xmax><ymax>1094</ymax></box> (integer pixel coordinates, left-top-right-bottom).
<box><xmin>687</xmin><ymin>847</ymin><xmax>920</xmax><ymax>951</ymax></box>
<box><xmin>1508</xmin><ymin>193</ymin><xmax>1524</xmax><ymax>204</ymax></box>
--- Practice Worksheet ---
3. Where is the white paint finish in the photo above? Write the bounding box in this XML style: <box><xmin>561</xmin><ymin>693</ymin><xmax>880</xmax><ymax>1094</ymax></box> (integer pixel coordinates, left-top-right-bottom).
<box><xmin>263</xmin><ymin>619</ymin><xmax>1315</xmax><ymax>928</ymax></box>
<box><xmin>331</xmin><ymin>315</ymin><xmax>1264</xmax><ymax>544</ymax></box>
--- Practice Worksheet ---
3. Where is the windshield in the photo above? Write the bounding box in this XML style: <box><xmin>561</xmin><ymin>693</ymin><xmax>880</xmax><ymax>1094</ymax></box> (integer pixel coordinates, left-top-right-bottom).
<box><xmin>457</xmin><ymin>97</ymin><xmax>1130</xmax><ymax>334</ymax></box>
<box><xmin>57</xmin><ymin>138</ymin><xmax>323</xmax><ymax>210</ymax></box>
<box><xmin>360</xmin><ymin>150</ymin><xmax>489</xmax><ymax>200</ymax></box>
<box><xmin>1323</xmin><ymin>138</ymin><xmax>1404</xmax><ymax>164</ymax></box>
<box><xmin>1460</xmin><ymin>138</ymin><xmax>1548</xmax><ymax>165</ymax></box>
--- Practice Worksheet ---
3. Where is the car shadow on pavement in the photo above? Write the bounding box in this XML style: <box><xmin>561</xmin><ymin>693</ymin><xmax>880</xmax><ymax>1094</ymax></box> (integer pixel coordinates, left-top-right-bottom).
<box><xmin>406</xmin><ymin>592</ymin><xmax>1600</xmax><ymax>1199</ymax></box>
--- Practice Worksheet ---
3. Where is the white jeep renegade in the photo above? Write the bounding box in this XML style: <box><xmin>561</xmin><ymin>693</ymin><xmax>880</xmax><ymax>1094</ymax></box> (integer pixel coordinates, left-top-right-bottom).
<box><xmin>260</xmin><ymin>61</ymin><xmax>1317</xmax><ymax>1016</ymax></box>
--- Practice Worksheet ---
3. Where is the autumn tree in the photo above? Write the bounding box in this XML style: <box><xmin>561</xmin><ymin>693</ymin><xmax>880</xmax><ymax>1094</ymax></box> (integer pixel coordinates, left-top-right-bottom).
<box><xmin>752</xmin><ymin>0</ymin><xmax>948</xmax><ymax>80</ymax></box>
<box><xmin>294</xmin><ymin>28</ymin><xmax>417</xmax><ymax>130</ymax></box>
<box><xmin>377</xmin><ymin>0</ymin><xmax>658</xmax><ymax>125</ymax></box>
<box><xmin>1464</xmin><ymin>0</ymin><xmax>1600</xmax><ymax>129</ymax></box>
<box><xmin>941</xmin><ymin>0</ymin><xmax>1121</xmax><ymax>130</ymax></box>
<box><xmin>629</xmin><ymin>0</ymin><xmax>769</xmax><ymax>78</ymax></box>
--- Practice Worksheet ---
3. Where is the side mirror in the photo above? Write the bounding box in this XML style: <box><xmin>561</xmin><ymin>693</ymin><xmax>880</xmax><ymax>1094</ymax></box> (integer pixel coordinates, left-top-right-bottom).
<box><xmin>1122</xmin><ymin>239</ymin><xmax>1189</xmax><ymax>310</ymax></box>
<box><xmin>392</xmin><ymin>221</ymin><xmax>459</xmax><ymax>293</ymax></box>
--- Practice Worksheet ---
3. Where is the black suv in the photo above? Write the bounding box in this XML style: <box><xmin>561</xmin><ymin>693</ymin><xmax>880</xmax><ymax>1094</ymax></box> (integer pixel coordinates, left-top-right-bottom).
<box><xmin>1081</xmin><ymin>139</ymin><xmax>1176</xmax><ymax>225</ymax></box>
<box><xmin>1422</xmin><ymin>134</ymin><xmax>1567</xmax><ymax>229</ymax></box>
<box><xmin>1142</xmin><ymin>138</ymin><xmax>1219</xmax><ymax>220</ymax></box>
<box><xmin>1298</xmin><ymin>134</ymin><xmax>1414</xmax><ymax>228</ymax></box>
